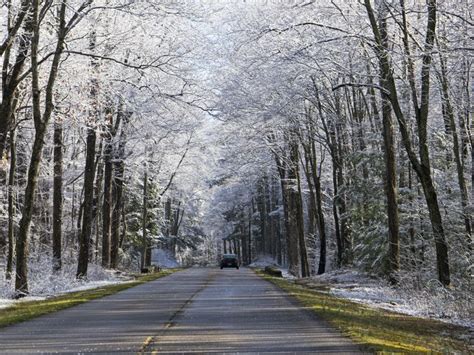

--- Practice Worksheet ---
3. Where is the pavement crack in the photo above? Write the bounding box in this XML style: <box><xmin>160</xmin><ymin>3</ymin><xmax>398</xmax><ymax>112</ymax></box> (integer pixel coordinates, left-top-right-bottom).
<box><xmin>139</xmin><ymin>269</ymin><xmax>216</xmax><ymax>354</ymax></box>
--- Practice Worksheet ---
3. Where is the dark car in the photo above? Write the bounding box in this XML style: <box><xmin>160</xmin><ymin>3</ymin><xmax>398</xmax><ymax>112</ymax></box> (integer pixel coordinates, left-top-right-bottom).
<box><xmin>220</xmin><ymin>254</ymin><xmax>240</xmax><ymax>269</ymax></box>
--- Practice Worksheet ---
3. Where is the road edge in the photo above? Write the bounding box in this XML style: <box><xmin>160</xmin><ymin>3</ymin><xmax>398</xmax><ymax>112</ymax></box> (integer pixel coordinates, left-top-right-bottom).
<box><xmin>0</xmin><ymin>268</ymin><xmax>182</xmax><ymax>329</ymax></box>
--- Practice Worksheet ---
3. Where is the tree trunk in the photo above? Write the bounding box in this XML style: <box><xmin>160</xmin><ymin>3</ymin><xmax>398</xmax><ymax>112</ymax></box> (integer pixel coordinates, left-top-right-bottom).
<box><xmin>15</xmin><ymin>126</ymin><xmax>46</xmax><ymax>296</ymax></box>
<box><xmin>296</xmin><ymin>165</ymin><xmax>310</xmax><ymax>277</ymax></box>
<box><xmin>77</xmin><ymin>126</ymin><xmax>97</xmax><ymax>278</ymax></box>
<box><xmin>315</xmin><ymin>86</ymin><xmax>345</xmax><ymax>267</ymax></box>
<box><xmin>378</xmin><ymin>9</ymin><xmax>400</xmax><ymax>284</ymax></box>
<box><xmin>248</xmin><ymin>207</ymin><xmax>252</xmax><ymax>264</ymax></box>
<box><xmin>277</xmin><ymin>156</ymin><xmax>299</xmax><ymax>276</ymax></box>
<box><xmin>101</xmin><ymin>118</ymin><xmax>113</xmax><ymax>268</ymax></box>
<box><xmin>314</xmin><ymin>177</ymin><xmax>326</xmax><ymax>275</ymax></box>
<box><xmin>141</xmin><ymin>167</ymin><xmax>148</xmax><ymax>270</ymax></box>
<box><xmin>94</xmin><ymin>141</ymin><xmax>104</xmax><ymax>262</ymax></box>
<box><xmin>52</xmin><ymin>118</ymin><xmax>63</xmax><ymax>272</ymax></box>
<box><xmin>6</xmin><ymin>129</ymin><xmax>16</xmax><ymax>280</ymax></box>
<box><xmin>110</xmin><ymin>108</ymin><xmax>128</xmax><ymax>269</ymax></box>
<box><xmin>257</xmin><ymin>179</ymin><xmax>267</xmax><ymax>256</ymax></box>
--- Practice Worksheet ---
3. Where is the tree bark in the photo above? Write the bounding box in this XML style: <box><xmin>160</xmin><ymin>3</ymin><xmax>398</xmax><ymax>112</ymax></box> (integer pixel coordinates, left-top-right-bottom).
<box><xmin>377</xmin><ymin>5</ymin><xmax>400</xmax><ymax>284</ymax></box>
<box><xmin>6</xmin><ymin>129</ymin><xmax>16</xmax><ymax>280</ymax></box>
<box><xmin>52</xmin><ymin>118</ymin><xmax>63</xmax><ymax>272</ymax></box>
<box><xmin>101</xmin><ymin>109</ymin><xmax>113</xmax><ymax>268</ymax></box>
<box><xmin>276</xmin><ymin>152</ymin><xmax>299</xmax><ymax>276</ymax></box>
<box><xmin>295</xmin><ymin>159</ymin><xmax>310</xmax><ymax>277</ymax></box>
<box><xmin>110</xmin><ymin>107</ymin><xmax>128</xmax><ymax>268</ymax></box>
<box><xmin>77</xmin><ymin>125</ymin><xmax>97</xmax><ymax>278</ymax></box>
<box><xmin>140</xmin><ymin>166</ymin><xmax>148</xmax><ymax>270</ymax></box>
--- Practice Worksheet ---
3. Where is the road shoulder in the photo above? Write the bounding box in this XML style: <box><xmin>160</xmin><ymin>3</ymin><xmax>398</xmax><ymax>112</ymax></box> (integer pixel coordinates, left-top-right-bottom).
<box><xmin>256</xmin><ymin>269</ymin><xmax>472</xmax><ymax>353</ymax></box>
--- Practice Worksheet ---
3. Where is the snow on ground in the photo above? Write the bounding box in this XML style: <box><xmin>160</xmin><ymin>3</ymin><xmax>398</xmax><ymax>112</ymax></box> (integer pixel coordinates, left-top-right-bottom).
<box><xmin>151</xmin><ymin>249</ymin><xmax>179</xmax><ymax>268</ymax></box>
<box><xmin>0</xmin><ymin>249</ymin><xmax>181</xmax><ymax>311</ymax></box>
<box><xmin>300</xmin><ymin>268</ymin><xmax>474</xmax><ymax>330</ymax></box>
<box><xmin>250</xmin><ymin>258</ymin><xmax>473</xmax><ymax>330</ymax></box>
<box><xmin>0</xmin><ymin>259</ymin><xmax>129</xmax><ymax>310</ymax></box>
<box><xmin>249</xmin><ymin>256</ymin><xmax>297</xmax><ymax>280</ymax></box>
<box><xmin>248</xmin><ymin>255</ymin><xmax>280</xmax><ymax>269</ymax></box>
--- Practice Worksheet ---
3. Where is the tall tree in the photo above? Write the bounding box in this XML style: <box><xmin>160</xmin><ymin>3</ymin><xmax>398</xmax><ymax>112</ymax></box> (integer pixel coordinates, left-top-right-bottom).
<box><xmin>52</xmin><ymin>117</ymin><xmax>63</xmax><ymax>272</ymax></box>
<box><xmin>15</xmin><ymin>0</ymin><xmax>79</xmax><ymax>296</ymax></box>
<box><xmin>364</xmin><ymin>0</ymin><xmax>450</xmax><ymax>285</ymax></box>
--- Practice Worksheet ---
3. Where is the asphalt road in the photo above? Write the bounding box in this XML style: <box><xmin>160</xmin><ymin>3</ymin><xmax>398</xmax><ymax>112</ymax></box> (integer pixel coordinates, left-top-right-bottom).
<box><xmin>0</xmin><ymin>268</ymin><xmax>362</xmax><ymax>354</ymax></box>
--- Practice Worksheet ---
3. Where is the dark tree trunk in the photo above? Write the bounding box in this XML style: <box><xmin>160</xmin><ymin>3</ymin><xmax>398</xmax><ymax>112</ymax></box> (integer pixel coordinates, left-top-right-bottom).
<box><xmin>110</xmin><ymin>109</ymin><xmax>128</xmax><ymax>269</ymax></box>
<box><xmin>78</xmin><ymin>27</ymin><xmax>99</xmax><ymax>277</ymax></box>
<box><xmin>6</xmin><ymin>129</ymin><xmax>16</xmax><ymax>280</ymax></box>
<box><xmin>94</xmin><ymin>141</ymin><xmax>104</xmax><ymax>262</ymax></box>
<box><xmin>331</xmin><ymin>151</ymin><xmax>343</xmax><ymax>267</ymax></box>
<box><xmin>77</xmin><ymin>126</ymin><xmax>97</xmax><ymax>278</ymax></box>
<box><xmin>314</xmin><ymin>172</ymin><xmax>327</xmax><ymax>275</ymax></box>
<box><xmin>248</xmin><ymin>208</ymin><xmax>252</xmax><ymax>264</ymax></box>
<box><xmin>315</xmin><ymin>85</ymin><xmax>345</xmax><ymax>267</ymax></box>
<box><xmin>140</xmin><ymin>167</ymin><xmax>148</xmax><ymax>270</ymax></box>
<box><xmin>52</xmin><ymin>118</ymin><xmax>63</xmax><ymax>272</ymax></box>
<box><xmin>294</xmin><ymin>148</ymin><xmax>309</xmax><ymax>278</ymax></box>
<box><xmin>257</xmin><ymin>179</ymin><xmax>267</xmax><ymax>256</ymax></box>
<box><xmin>378</xmin><ymin>10</ymin><xmax>400</xmax><ymax>284</ymax></box>
<box><xmin>277</xmin><ymin>156</ymin><xmax>299</xmax><ymax>277</ymax></box>
<box><xmin>301</xmin><ymin>115</ymin><xmax>328</xmax><ymax>275</ymax></box>
<box><xmin>101</xmin><ymin>118</ymin><xmax>113</xmax><ymax>268</ymax></box>
<box><xmin>15</xmin><ymin>127</ymin><xmax>47</xmax><ymax>295</ymax></box>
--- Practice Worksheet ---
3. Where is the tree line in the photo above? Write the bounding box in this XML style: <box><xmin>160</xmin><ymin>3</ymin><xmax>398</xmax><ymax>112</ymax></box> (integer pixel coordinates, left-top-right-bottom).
<box><xmin>0</xmin><ymin>0</ymin><xmax>208</xmax><ymax>297</ymax></box>
<box><xmin>209</xmin><ymin>0</ymin><xmax>471</xmax><ymax>289</ymax></box>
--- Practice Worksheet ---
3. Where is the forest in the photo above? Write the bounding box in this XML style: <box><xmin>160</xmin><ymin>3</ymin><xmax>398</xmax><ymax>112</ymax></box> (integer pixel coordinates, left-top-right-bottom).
<box><xmin>0</xmin><ymin>0</ymin><xmax>472</xmax><ymax>323</ymax></box>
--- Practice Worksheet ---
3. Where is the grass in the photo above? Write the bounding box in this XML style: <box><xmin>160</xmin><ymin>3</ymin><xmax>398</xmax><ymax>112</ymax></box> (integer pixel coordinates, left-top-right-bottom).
<box><xmin>257</xmin><ymin>271</ymin><xmax>472</xmax><ymax>353</ymax></box>
<box><xmin>0</xmin><ymin>269</ymin><xmax>179</xmax><ymax>329</ymax></box>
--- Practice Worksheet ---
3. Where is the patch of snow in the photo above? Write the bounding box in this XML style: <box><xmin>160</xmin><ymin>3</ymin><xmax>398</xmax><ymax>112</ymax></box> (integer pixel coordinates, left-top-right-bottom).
<box><xmin>281</xmin><ymin>270</ymin><xmax>297</xmax><ymax>280</ymax></box>
<box><xmin>0</xmin><ymin>256</ymin><xmax>129</xmax><ymax>311</ymax></box>
<box><xmin>151</xmin><ymin>249</ymin><xmax>179</xmax><ymax>268</ymax></box>
<box><xmin>0</xmin><ymin>298</ymin><xmax>15</xmax><ymax>310</ymax></box>
<box><xmin>292</xmin><ymin>268</ymin><xmax>473</xmax><ymax>330</ymax></box>
<box><xmin>248</xmin><ymin>255</ymin><xmax>280</xmax><ymax>268</ymax></box>
<box><xmin>249</xmin><ymin>255</ymin><xmax>296</xmax><ymax>279</ymax></box>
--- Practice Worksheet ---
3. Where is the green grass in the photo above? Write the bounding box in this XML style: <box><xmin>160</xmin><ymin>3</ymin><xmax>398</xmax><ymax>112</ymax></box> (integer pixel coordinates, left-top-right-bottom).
<box><xmin>257</xmin><ymin>271</ymin><xmax>472</xmax><ymax>353</ymax></box>
<box><xmin>0</xmin><ymin>269</ymin><xmax>179</xmax><ymax>329</ymax></box>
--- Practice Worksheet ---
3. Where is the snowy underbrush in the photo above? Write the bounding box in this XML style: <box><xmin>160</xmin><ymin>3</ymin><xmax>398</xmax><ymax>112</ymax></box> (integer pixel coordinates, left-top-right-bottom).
<box><xmin>249</xmin><ymin>255</ymin><xmax>296</xmax><ymax>279</ymax></box>
<box><xmin>302</xmin><ymin>268</ymin><xmax>473</xmax><ymax>329</ymax></box>
<box><xmin>248</xmin><ymin>255</ymin><xmax>279</xmax><ymax>269</ymax></box>
<box><xmin>0</xmin><ymin>256</ymin><xmax>129</xmax><ymax>308</ymax></box>
<box><xmin>151</xmin><ymin>249</ymin><xmax>179</xmax><ymax>268</ymax></box>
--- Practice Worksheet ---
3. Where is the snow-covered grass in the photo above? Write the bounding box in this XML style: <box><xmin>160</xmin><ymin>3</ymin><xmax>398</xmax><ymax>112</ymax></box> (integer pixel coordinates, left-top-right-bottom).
<box><xmin>253</xmin><ymin>259</ymin><xmax>473</xmax><ymax>330</ymax></box>
<box><xmin>295</xmin><ymin>268</ymin><xmax>474</xmax><ymax>330</ymax></box>
<box><xmin>261</xmin><ymin>271</ymin><xmax>473</xmax><ymax>353</ymax></box>
<box><xmin>249</xmin><ymin>256</ymin><xmax>297</xmax><ymax>280</ymax></box>
<box><xmin>0</xmin><ymin>257</ymin><xmax>129</xmax><ymax>309</ymax></box>
<box><xmin>151</xmin><ymin>249</ymin><xmax>180</xmax><ymax>268</ymax></box>
<box><xmin>248</xmin><ymin>255</ymin><xmax>279</xmax><ymax>269</ymax></box>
